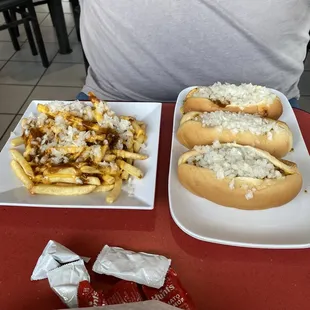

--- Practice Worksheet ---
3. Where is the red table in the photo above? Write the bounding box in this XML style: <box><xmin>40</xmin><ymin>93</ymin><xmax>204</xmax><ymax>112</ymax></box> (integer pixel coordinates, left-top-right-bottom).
<box><xmin>0</xmin><ymin>105</ymin><xmax>309</xmax><ymax>310</ymax></box>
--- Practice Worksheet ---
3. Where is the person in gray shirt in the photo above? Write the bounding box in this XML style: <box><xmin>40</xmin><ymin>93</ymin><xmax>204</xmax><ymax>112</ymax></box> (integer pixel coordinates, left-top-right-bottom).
<box><xmin>79</xmin><ymin>0</ymin><xmax>310</xmax><ymax>106</ymax></box>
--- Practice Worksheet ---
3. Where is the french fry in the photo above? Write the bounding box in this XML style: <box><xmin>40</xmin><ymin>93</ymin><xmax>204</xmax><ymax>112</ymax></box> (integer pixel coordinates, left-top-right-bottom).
<box><xmin>35</xmin><ymin>166</ymin><xmax>48</xmax><ymax>174</ymax></box>
<box><xmin>55</xmin><ymin>183</ymin><xmax>75</xmax><ymax>187</ymax></box>
<box><xmin>11</xmin><ymin>136</ymin><xmax>24</xmax><ymax>147</ymax></box>
<box><xmin>137</xmin><ymin>134</ymin><xmax>145</xmax><ymax>144</ymax></box>
<box><xmin>134</xmin><ymin>133</ymin><xmax>146</xmax><ymax>152</ymax></box>
<box><xmin>102</xmin><ymin>175</ymin><xmax>115</xmax><ymax>185</ymax></box>
<box><xmin>112</xmin><ymin>150</ymin><xmax>148</xmax><ymax>160</ymax></box>
<box><xmin>10</xmin><ymin>149</ymin><xmax>34</xmax><ymax>178</ymax></box>
<box><xmin>106</xmin><ymin>178</ymin><xmax>122</xmax><ymax>203</ymax></box>
<box><xmin>84</xmin><ymin>176</ymin><xmax>101</xmax><ymax>185</ymax></box>
<box><xmin>140</xmin><ymin>122</ymin><xmax>146</xmax><ymax>129</ymax></box>
<box><xmin>80</xmin><ymin>166</ymin><xmax>102</xmax><ymax>174</ymax></box>
<box><xmin>23</xmin><ymin>143</ymin><xmax>35</xmax><ymax>162</ymax></box>
<box><xmin>101</xmin><ymin>145</ymin><xmax>108</xmax><ymax>158</ymax></box>
<box><xmin>100</xmin><ymin>166</ymin><xmax>119</xmax><ymax>176</ymax></box>
<box><xmin>132</xmin><ymin>120</ymin><xmax>144</xmax><ymax>138</ymax></box>
<box><xmin>103</xmin><ymin>154</ymin><xmax>116</xmax><ymax>162</ymax></box>
<box><xmin>133</xmin><ymin>140</ymin><xmax>141</xmax><ymax>153</ymax></box>
<box><xmin>121</xmin><ymin>170</ymin><xmax>129</xmax><ymax>180</ymax></box>
<box><xmin>33</xmin><ymin>175</ymin><xmax>44</xmax><ymax>183</ymax></box>
<box><xmin>116</xmin><ymin>159</ymin><xmax>143</xmax><ymax>179</ymax></box>
<box><xmin>94</xmin><ymin>145</ymin><xmax>108</xmax><ymax>163</ymax></box>
<box><xmin>11</xmin><ymin>160</ymin><xmax>33</xmax><ymax>189</ymax></box>
<box><xmin>53</xmin><ymin>167</ymin><xmax>77</xmax><ymax>175</ymax></box>
<box><xmin>121</xmin><ymin>158</ymin><xmax>133</xmax><ymax>180</ymax></box>
<box><xmin>125</xmin><ymin>137</ymin><xmax>134</xmax><ymax>150</ymax></box>
<box><xmin>89</xmin><ymin>92</ymin><xmax>106</xmax><ymax>122</ymax></box>
<box><xmin>93</xmin><ymin>184</ymin><xmax>114</xmax><ymax>193</ymax></box>
<box><xmin>81</xmin><ymin>120</ymin><xmax>100</xmax><ymax>132</ymax></box>
<box><xmin>87</xmin><ymin>134</ymin><xmax>106</xmax><ymax>143</ymax></box>
<box><xmin>93</xmin><ymin>111</ymin><xmax>103</xmax><ymax>123</ymax></box>
<box><xmin>37</xmin><ymin>104</ymin><xmax>51</xmax><ymax>115</ymax></box>
<box><xmin>120</xmin><ymin>116</ymin><xmax>136</xmax><ymax>121</ymax></box>
<box><xmin>31</xmin><ymin>184</ymin><xmax>96</xmax><ymax>196</ymax></box>
<box><xmin>44</xmin><ymin>174</ymin><xmax>81</xmax><ymax>184</ymax></box>
<box><xmin>57</xmin><ymin>112</ymin><xmax>99</xmax><ymax>131</ymax></box>
<box><xmin>71</xmin><ymin>149</ymin><xmax>84</xmax><ymax>161</ymax></box>
<box><xmin>53</xmin><ymin>146</ymin><xmax>85</xmax><ymax>154</ymax></box>
<box><xmin>88</xmin><ymin>91</ymin><xmax>100</xmax><ymax>104</ymax></box>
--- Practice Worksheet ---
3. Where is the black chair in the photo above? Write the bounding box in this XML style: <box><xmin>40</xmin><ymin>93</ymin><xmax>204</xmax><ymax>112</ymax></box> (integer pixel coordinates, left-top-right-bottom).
<box><xmin>0</xmin><ymin>0</ymin><xmax>49</xmax><ymax>67</ymax></box>
<box><xmin>8</xmin><ymin>0</ymin><xmax>72</xmax><ymax>55</ymax></box>
<box><xmin>32</xmin><ymin>0</ymin><xmax>71</xmax><ymax>54</ymax></box>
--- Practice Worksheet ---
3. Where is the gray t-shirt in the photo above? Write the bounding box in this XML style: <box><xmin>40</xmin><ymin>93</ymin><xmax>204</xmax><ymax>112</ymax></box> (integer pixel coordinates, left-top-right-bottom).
<box><xmin>80</xmin><ymin>0</ymin><xmax>310</xmax><ymax>101</ymax></box>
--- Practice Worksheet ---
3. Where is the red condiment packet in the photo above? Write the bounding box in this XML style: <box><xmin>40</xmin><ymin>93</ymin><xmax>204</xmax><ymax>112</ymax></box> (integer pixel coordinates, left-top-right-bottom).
<box><xmin>78</xmin><ymin>280</ymin><xmax>107</xmax><ymax>307</ymax></box>
<box><xmin>105</xmin><ymin>280</ymin><xmax>144</xmax><ymax>305</ymax></box>
<box><xmin>142</xmin><ymin>268</ymin><xmax>195</xmax><ymax>310</ymax></box>
<box><xmin>78</xmin><ymin>280</ymin><xmax>144</xmax><ymax>307</ymax></box>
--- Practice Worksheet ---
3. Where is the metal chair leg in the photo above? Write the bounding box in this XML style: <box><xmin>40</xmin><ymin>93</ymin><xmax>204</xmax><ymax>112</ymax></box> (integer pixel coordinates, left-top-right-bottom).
<box><xmin>70</xmin><ymin>0</ymin><xmax>81</xmax><ymax>42</ymax></box>
<box><xmin>69</xmin><ymin>0</ymin><xmax>87</xmax><ymax>72</ymax></box>
<box><xmin>47</xmin><ymin>0</ymin><xmax>56</xmax><ymax>27</ymax></box>
<box><xmin>26</xmin><ymin>2</ymin><xmax>49</xmax><ymax>67</ymax></box>
<box><xmin>9</xmin><ymin>9</ymin><xmax>20</xmax><ymax>37</ymax></box>
<box><xmin>20</xmin><ymin>7</ymin><xmax>38</xmax><ymax>56</ymax></box>
<box><xmin>3</xmin><ymin>10</ymin><xmax>20</xmax><ymax>51</ymax></box>
<box><xmin>47</xmin><ymin>0</ymin><xmax>72</xmax><ymax>54</ymax></box>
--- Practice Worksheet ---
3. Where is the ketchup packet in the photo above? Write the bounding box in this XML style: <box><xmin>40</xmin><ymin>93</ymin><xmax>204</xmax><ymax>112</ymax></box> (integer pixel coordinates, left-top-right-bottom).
<box><xmin>78</xmin><ymin>281</ymin><xmax>107</xmax><ymax>307</ymax></box>
<box><xmin>105</xmin><ymin>280</ymin><xmax>144</xmax><ymax>305</ymax></box>
<box><xmin>142</xmin><ymin>268</ymin><xmax>195</xmax><ymax>310</ymax></box>
<box><xmin>78</xmin><ymin>280</ymin><xmax>144</xmax><ymax>307</ymax></box>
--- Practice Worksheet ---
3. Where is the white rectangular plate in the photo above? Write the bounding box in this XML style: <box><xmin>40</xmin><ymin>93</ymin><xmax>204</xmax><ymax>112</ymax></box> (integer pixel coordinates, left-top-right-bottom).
<box><xmin>0</xmin><ymin>100</ymin><xmax>162</xmax><ymax>210</ymax></box>
<box><xmin>169</xmin><ymin>87</ymin><xmax>310</xmax><ymax>248</ymax></box>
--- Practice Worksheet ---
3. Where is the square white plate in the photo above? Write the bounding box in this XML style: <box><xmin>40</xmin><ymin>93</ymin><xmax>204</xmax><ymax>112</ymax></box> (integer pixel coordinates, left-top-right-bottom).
<box><xmin>169</xmin><ymin>87</ymin><xmax>310</xmax><ymax>248</ymax></box>
<box><xmin>0</xmin><ymin>101</ymin><xmax>162</xmax><ymax>210</ymax></box>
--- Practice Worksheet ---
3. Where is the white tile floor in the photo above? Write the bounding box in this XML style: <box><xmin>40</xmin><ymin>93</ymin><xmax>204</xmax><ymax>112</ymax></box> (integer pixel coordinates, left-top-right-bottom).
<box><xmin>0</xmin><ymin>1</ymin><xmax>86</xmax><ymax>149</ymax></box>
<box><xmin>0</xmin><ymin>1</ymin><xmax>309</xmax><ymax>151</ymax></box>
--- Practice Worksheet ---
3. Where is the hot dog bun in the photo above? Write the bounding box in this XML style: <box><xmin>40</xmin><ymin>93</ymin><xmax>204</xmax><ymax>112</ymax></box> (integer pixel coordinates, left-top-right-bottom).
<box><xmin>183</xmin><ymin>83</ymin><xmax>283</xmax><ymax>120</ymax></box>
<box><xmin>177</xmin><ymin>143</ymin><xmax>302</xmax><ymax>210</ymax></box>
<box><xmin>177</xmin><ymin>111</ymin><xmax>293</xmax><ymax>158</ymax></box>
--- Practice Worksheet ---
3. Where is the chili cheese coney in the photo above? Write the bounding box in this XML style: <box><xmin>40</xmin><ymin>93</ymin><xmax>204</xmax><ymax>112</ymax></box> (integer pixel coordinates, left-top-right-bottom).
<box><xmin>177</xmin><ymin>111</ymin><xmax>293</xmax><ymax>158</ymax></box>
<box><xmin>177</xmin><ymin>142</ymin><xmax>302</xmax><ymax>210</ymax></box>
<box><xmin>183</xmin><ymin>83</ymin><xmax>283</xmax><ymax>120</ymax></box>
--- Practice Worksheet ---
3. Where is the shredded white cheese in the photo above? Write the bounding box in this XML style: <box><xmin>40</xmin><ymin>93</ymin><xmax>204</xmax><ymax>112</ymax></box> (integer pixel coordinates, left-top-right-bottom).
<box><xmin>193</xmin><ymin>82</ymin><xmax>276</xmax><ymax>106</ymax></box>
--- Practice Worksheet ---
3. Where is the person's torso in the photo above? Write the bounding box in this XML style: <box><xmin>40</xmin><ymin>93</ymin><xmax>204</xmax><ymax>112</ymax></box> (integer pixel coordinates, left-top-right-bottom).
<box><xmin>80</xmin><ymin>0</ymin><xmax>310</xmax><ymax>101</ymax></box>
